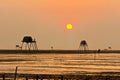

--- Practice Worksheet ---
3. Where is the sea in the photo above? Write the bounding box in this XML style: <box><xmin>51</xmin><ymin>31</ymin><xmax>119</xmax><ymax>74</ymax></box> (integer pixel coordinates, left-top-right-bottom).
<box><xmin>0</xmin><ymin>53</ymin><xmax>119</xmax><ymax>74</ymax></box>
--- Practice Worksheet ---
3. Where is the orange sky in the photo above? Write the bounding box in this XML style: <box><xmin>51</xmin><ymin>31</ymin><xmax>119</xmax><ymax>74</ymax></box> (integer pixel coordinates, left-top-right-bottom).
<box><xmin>0</xmin><ymin>0</ymin><xmax>120</xmax><ymax>50</ymax></box>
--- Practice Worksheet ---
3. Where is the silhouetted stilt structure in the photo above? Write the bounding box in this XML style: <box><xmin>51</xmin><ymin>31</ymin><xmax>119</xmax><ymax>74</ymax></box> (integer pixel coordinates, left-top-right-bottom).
<box><xmin>21</xmin><ymin>36</ymin><xmax>38</xmax><ymax>50</ymax></box>
<box><xmin>79</xmin><ymin>40</ymin><xmax>89</xmax><ymax>51</ymax></box>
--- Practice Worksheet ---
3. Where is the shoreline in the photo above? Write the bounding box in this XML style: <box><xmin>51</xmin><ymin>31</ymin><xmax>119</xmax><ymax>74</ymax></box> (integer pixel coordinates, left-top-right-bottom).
<box><xmin>0</xmin><ymin>50</ymin><xmax>120</xmax><ymax>54</ymax></box>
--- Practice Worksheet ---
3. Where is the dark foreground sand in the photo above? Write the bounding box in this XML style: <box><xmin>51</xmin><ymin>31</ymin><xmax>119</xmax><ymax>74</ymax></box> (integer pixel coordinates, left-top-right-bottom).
<box><xmin>0</xmin><ymin>72</ymin><xmax>120</xmax><ymax>80</ymax></box>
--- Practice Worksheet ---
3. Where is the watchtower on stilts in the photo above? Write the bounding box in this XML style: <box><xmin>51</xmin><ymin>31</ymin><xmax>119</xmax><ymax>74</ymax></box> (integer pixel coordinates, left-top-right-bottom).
<box><xmin>79</xmin><ymin>40</ymin><xmax>89</xmax><ymax>51</ymax></box>
<box><xmin>21</xmin><ymin>36</ymin><xmax>38</xmax><ymax>50</ymax></box>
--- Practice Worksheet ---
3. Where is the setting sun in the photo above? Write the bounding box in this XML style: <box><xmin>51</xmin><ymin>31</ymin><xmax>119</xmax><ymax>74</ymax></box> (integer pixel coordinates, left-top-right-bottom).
<box><xmin>66</xmin><ymin>24</ymin><xmax>73</xmax><ymax>30</ymax></box>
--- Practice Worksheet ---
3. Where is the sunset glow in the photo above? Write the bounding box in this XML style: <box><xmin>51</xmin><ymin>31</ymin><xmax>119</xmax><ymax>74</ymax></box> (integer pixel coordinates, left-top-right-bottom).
<box><xmin>0</xmin><ymin>0</ymin><xmax>120</xmax><ymax>49</ymax></box>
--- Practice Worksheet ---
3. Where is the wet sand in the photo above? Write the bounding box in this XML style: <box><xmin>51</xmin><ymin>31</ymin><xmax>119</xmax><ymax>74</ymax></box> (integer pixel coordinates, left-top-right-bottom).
<box><xmin>0</xmin><ymin>50</ymin><xmax>119</xmax><ymax>79</ymax></box>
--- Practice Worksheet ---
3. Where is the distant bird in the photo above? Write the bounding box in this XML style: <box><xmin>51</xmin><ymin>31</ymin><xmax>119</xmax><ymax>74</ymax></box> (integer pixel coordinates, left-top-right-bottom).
<box><xmin>108</xmin><ymin>46</ymin><xmax>112</xmax><ymax>50</ymax></box>
<box><xmin>51</xmin><ymin>46</ymin><xmax>53</xmax><ymax>50</ymax></box>
<box><xmin>79</xmin><ymin>40</ymin><xmax>89</xmax><ymax>51</ymax></box>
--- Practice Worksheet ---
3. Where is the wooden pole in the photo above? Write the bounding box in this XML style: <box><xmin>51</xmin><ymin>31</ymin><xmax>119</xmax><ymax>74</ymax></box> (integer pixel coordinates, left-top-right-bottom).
<box><xmin>36</xmin><ymin>74</ymin><xmax>39</xmax><ymax>80</ymax></box>
<box><xmin>61</xmin><ymin>76</ymin><xmax>63</xmax><ymax>80</ymax></box>
<box><xmin>94</xmin><ymin>53</ymin><xmax>96</xmax><ymax>61</ymax></box>
<box><xmin>2</xmin><ymin>73</ymin><xmax>5</xmax><ymax>80</ymax></box>
<box><xmin>26</xmin><ymin>76</ymin><xmax>28</xmax><ymax>80</ymax></box>
<box><xmin>14</xmin><ymin>66</ymin><xmax>18</xmax><ymax>80</ymax></box>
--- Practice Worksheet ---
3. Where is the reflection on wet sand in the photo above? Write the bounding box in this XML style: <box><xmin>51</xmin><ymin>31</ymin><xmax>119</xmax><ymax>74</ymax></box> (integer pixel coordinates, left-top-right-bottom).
<box><xmin>0</xmin><ymin>53</ymin><xmax>119</xmax><ymax>74</ymax></box>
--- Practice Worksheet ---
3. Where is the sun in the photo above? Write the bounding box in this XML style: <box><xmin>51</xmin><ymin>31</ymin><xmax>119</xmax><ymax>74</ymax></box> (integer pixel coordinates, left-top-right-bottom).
<box><xmin>66</xmin><ymin>24</ymin><xmax>73</xmax><ymax>30</ymax></box>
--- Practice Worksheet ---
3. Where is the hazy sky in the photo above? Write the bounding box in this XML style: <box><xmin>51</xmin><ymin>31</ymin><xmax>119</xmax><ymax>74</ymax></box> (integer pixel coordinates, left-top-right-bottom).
<box><xmin>0</xmin><ymin>0</ymin><xmax>120</xmax><ymax>50</ymax></box>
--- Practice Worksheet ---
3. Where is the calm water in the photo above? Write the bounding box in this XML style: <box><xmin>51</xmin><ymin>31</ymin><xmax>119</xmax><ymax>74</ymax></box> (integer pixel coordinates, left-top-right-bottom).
<box><xmin>0</xmin><ymin>53</ymin><xmax>119</xmax><ymax>74</ymax></box>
